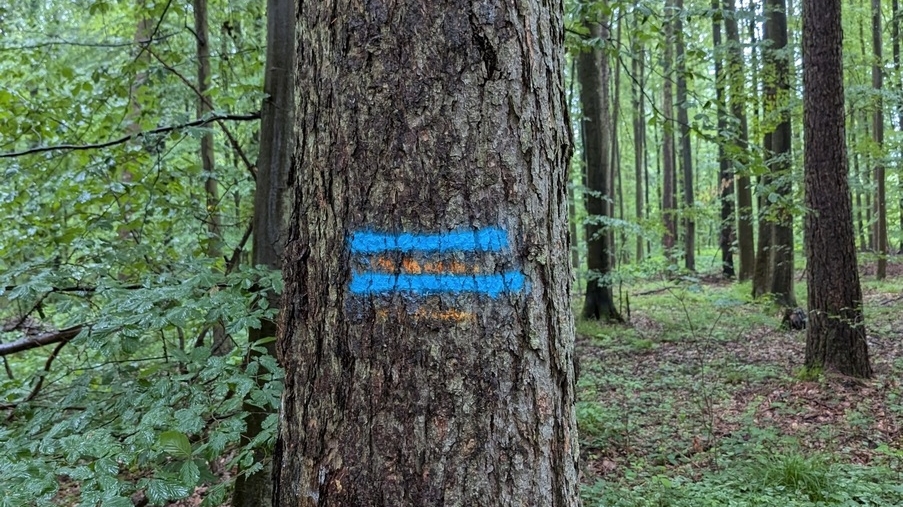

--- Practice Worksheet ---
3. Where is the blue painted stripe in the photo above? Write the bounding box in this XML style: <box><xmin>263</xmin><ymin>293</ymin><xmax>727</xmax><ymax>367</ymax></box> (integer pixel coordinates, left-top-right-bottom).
<box><xmin>349</xmin><ymin>272</ymin><xmax>525</xmax><ymax>297</ymax></box>
<box><xmin>349</xmin><ymin>227</ymin><xmax>509</xmax><ymax>254</ymax></box>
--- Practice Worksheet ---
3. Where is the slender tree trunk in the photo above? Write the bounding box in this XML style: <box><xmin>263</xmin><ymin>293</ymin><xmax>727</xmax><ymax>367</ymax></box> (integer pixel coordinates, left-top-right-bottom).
<box><xmin>632</xmin><ymin>10</ymin><xmax>646</xmax><ymax>263</ymax></box>
<box><xmin>193</xmin><ymin>0</ymin><xmax>228</xmax><ymax>354</ymax></box>
<box><xmin>675</xmin><ymin>0</ymin><xmax>695</xmax><ymax>271</ymax></box>
<box><xmin>614</xmin><ymin>11</ymin><xmax>627</xmax><ymax>266</ymax></box>
<box><xmin>230</xmin><ymin>0</ymin><xmax>294</xmax><ymax>505</ymax></box>
<box><xmin>274</xmin><ymin>1</ymin><xmax>581</xmax><ymax>503</ymax></box>
<box><xmin>851</xmin><ymin>112</ymin><xmax>867</xmax><ymax>250</ymax></box>
<box><xmin>802</xmin><ymin>0</ymin><xmax>872</xmax><ymax>378</ymax></box>
<box><xmin>662</xmin><ymin>0</ymin><xmax>678</xmax><ymax>258</ymax></box>
<box><xmin>758</xmin><ymin>0</ymin><xmax>796</xmax><ymax>307</ymax></box>
<box><xmin>580</xmin><ymin>19</ymin><xmax>621</xmax><ymax>321</ymax></box>
<box><xmin>713</xmin><ymin>1</ymin><xmax>735</xmax><ymax>278</ymax></box>
<box><xmin>873</xmin><ymin>0</ymin><xmax>887</xmax><ymax>279</ymax></box>
<box><xmin>725</xmin><ymin>0</ymin><xmax>755</xmax><ymax>281</ymax></box>
<box><xmin>895</xmin><ymin>0</ymin><xmax>903</xmax><ymax>252</ymax></box>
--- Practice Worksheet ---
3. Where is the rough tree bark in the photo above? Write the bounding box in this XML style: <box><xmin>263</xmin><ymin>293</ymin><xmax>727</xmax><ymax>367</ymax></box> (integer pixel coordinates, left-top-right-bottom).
<box><xmin>802</xmin><ymin>0</ymin><xmax>872</xmax><ymax>378</ymax></box>
<box><xmin>579</xmin><ymin>19</ymin><xmax>621</xmax><ymax>321</ymax></box>
<box><xmin>273</xmin><ymin>0</ymin><xmax>581</xmax><ymax>505</ymax></box>
<box><xmin>230</xmin><ymin>0</ymin><xmax>294</xmax><ymax>505</ymax></box>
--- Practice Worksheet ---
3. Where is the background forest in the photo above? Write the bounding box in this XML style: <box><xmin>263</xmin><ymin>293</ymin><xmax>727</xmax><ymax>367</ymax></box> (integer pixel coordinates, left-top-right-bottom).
<box><xmin>1</xmin><ymin>0</ymin><xmax>902</xmax><ymax>506</ymax></box>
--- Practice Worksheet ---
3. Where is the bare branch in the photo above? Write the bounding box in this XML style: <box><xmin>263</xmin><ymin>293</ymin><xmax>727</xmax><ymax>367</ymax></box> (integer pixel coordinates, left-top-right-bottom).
<box><xmin>0</xmin><ymin>326</ymin><xmax>84</xmax><ymax>357</ymax></box>
<box><xmin>0</xmin><ymin>113</ymin><xmax>260</xmax><ymax>159</ymax></box>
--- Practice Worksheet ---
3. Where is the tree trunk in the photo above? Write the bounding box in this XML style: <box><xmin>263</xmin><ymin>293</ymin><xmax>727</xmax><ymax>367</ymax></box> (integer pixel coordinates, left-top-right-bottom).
<box><xmin>712</xmin><ymin>1</ymin><xmax>735</xmax><ymax>278</ymax></box>
<box><xmin>872</xmin><ymin>0</ymin><xmax>887</xmax><ymax>279</ymax></box>
<box><xmin>193</xmin><ymin>0</ymin><xmax>228</xmax><ymax>354</ymax></box>
<box><xmin>675</xmin><ymin>0</ymin><xmax>695</xmax><ymax>271</ymax></box>
<box><xmin>662</xmin><ymin>0</ymin><xmax>678</xmax><ymax>258</ymax></box>
<box><xmin>230</xmin><ymin>0</ymin><xmax>294</xmax><ymax>505</ymax></box>
<box><xmin>273</xmin><ymin>1</ymin><xmax>581</xmax><ymax>504</ymax></box>
<box><xmin>894</xmin><ymin>0</ymin><xmax>903</xmax><ymax>252</ymax></box>
<box><xmin>758</xmin><ymin>0</ymin><xmax>796</xmax><ymax>307</ymax></box>
<box><xmin>579</xmin><ymin>19</ymin><xmax>621</xmax><ymax>321</ymax></box>
<box><xmin>632</xmin><ymin>10</ymin><xmax>646</xmax><ymax>264</ymax></box>
<box><xmin>725</xmin><ymin>0</ymin><xmax>755</xmax><ymax>281</ymax></box>
<box><xmin>802</xmin><ymin>0</ymin><xmax>872</xmax><ymax>378</ymax></box>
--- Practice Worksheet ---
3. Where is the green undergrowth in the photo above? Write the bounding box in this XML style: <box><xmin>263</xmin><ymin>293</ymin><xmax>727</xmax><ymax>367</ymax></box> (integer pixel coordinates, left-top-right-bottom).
<box><xmin>575</xmin><ymin>271</ymin><xmax>903</xmax><ymax>505</ymax></box>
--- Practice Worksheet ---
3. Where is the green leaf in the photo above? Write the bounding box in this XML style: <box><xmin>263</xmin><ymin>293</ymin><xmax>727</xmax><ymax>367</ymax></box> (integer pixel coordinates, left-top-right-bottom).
<box><xmin>102</xmin><ymin>498</ymin><xmax>133</xmax><ymax>507</ymax></box>
<box><xmin>145</xmin><ymin>479</ymin><xmax>190</xmax><ymax>504</ymax></box>
<box><xmin>158</xmin><ymin>431</ymin><xmax>191</xmax><ymax>459</ymax></box>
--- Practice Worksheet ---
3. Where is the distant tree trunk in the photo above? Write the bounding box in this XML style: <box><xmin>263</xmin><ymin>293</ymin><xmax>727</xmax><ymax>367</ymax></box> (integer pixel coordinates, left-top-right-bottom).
<box><xmin>725</xmin><ymin>0</ymin><xmax>755</xmax><ymax>281</ymax></box>
<box><xmin>872</xmin><ymin>0</ymin><xmax>887</xmax><ymax>279</ymax></box>
<box><xmin>579</xmin><ymin>20</ymin><xmax>621</xmax><ymax>321</ymax></box>
<box><xmin>802</xmin><ymin>0</ymin><xmax>872</xmax><ymax>378</ymax></box>
<box><xmin>662</xmin><ymin>0</ymin><xmax>678</xmax><ymax>258</ymax></box>
<box><xmin>755</xmin><ymin>0</ymin><xmax>796</xmax><ymax>307</ymax></box>
<box><xmin>851</xmin><ymin>112</ymin><xmax>867</xmax><ymax>250</ymax></box>
<box><xmin>894</xmin><ymin>0</ymin><xmax>903</xmax><ymax>252</ymax></box>
<box><xmin>273</xmin><ymin>0</ymin><xmax>582</xmax><ymax>504</ymax></box>
<box><xmin>193</xmin><ymin>0</ymin><xmax>228</xmax><ymax>354</ymax></box>
<box><xmin>632</xmin><ymin>10</ymin><xmax>646</xmax><ymax>263</ymax></box>
<box><xmin>611</xmin><ymin>13</ymin><xmax>626</xmax><ymax>266</ymax></box>
<box><xmin>712</xmin><ymin>1</ymin><xmax>735</xmax><ymax>278</ymax></box>
<box><xmin>230</xmin><ymin>0</ymin><xmax>294</xmax><ymax>505</ymax></box>
<box><xmin>675</xmin><ymin>0</ymin><xmax>695</xmax><ymax>271</ymax></box>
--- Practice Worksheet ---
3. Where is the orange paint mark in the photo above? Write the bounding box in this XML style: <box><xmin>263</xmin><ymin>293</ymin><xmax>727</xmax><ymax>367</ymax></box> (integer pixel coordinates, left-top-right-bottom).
<box><xmin>412</xmin><ymin>308</ymin><xmax>474</xmax><ymax>323</ymax></box>
<box><xmin>373</xmin><ymin>306</ymin><xmax>474</xmax><ymax>323</ymax></box>
<box><xmin>371</xmin><ymin>257</ymin><xmax>480</xmax><ymax>274</ymax></box>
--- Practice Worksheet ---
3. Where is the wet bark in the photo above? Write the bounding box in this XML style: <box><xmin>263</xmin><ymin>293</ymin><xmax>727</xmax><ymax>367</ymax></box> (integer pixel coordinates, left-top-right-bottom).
<box><xmin>802</xmin><ymin>0</ymin><xmax>872</xmax><ymax>378</ymax></box>
<box><xmin>273</xmin><ymin>0</ymin><xmax>580</xmax><ymax>504</ymax></box>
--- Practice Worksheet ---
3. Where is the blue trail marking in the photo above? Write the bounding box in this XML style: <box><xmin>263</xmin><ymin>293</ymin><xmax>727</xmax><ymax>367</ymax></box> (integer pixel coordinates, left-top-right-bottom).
<box><xmin>349</xmin><ymin>227</ymin><xmax>509</xmax><ymax>254</ymax></box>
<box><xmin>349</xmin><ymin>272</ymin><xmax>525</xmax><ymax>298</ymax></box>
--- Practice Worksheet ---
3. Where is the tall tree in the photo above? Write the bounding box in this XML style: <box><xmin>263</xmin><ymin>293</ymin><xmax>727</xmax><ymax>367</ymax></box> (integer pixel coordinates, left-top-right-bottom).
<box><xmin>273</xmin><ymin>0</ymin><xmax>581</xmax><ymax>504</ymax></box>
<box><xmin>754</xmin><ymin>0</ymin><xmax>796</xmax><ymax>307</ymax></box>
<box><xmin>676</xmin><ymin>0</ymin><xmax>695</xmax><ymax>271</ymax></box>
<box><xmin>802</xmin><ymin>0</ymin><xmax>872</xmax><ymax>377</ymax></box>
<box><xmin>872</xmin><ymin>0</ymin><xmax>888</xmax><ymax>279</ymax></box>
<box><xmin>230</xmin><ymin>0</ymin><xmax>294</xmax><ymax>505</ymax></box>
<box><xmin>662</xmin><ymin>0</ymin><xmax>678</xmax><ymax>257</ymax></box>
<box><xmin>712</xmin><ymin>1</ymin><xmax>735</xmax><ymax>278</ymax></box>
<box><xmin>895</xmin><ymin>0</ymin><xmax>903</xmax><ymax>252</ymax></box>
<box><xmin>632</xmin><ymin>9</ymin><xmax>647</xmax><ymax>263</ymax></box>
<box><xmin>724</xmin><ymin>0</ymin><xmax>755</xmax><ymax>281</ymax></box>
<box><xmin>579</xmin><ymin>18</ymin><xmax>620</xmax><ymax>320</ymax></box>
<box><xmin>194</xmin><ymin>0</ymin><xmax>229</xmax><ymax>354</ymax></box>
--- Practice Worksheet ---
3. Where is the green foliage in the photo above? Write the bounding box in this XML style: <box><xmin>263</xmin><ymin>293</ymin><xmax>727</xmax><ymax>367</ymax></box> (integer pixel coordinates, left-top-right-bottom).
<box><xmin>0</xmin><ymin>0</ymin><xmax>276</xmax><ymax>503</ymax></box>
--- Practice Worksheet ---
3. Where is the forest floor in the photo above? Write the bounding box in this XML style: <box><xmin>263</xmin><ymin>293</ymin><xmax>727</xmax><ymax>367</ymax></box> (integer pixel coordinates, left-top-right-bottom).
<box><xmin>576</xmin><ymin>261</ymin><xmax>903</xmax><ymax>506</ymax></box>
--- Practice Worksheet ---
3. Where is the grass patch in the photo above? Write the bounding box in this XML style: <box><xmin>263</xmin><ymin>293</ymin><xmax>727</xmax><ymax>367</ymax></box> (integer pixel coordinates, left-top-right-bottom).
<box><xmin>576</xmin><ymin>268</ymin><xmax>903</xmax><ymax>505</ymax></box>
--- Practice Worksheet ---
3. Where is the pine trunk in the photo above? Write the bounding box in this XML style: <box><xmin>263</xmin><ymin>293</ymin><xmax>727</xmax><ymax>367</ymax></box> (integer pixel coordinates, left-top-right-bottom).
<box><xmin>802</xmin><ymin>0</ymin><xmax>872</xmax><ymax>378</ymax></box>
<box><xmin>274</xmin><ymin>0</ymin><xmax>581</xmax><ymax>504</ymax></box>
